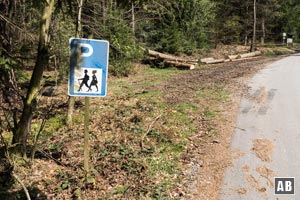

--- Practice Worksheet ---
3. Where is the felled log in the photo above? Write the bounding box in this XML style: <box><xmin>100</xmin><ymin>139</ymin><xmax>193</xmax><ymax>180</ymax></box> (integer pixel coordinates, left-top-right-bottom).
<box><xmin>200</xmin><ymin>57</ymin><xmax>214</xmax><ymax>63</ymax></box>
<box><xmin>232</xmin><ymin>55</ymin><xmax>262</xmax><ymax>62</ymax></box>
<box><xmin>226</xmin><ymin>54</ymin><xmax>239</xmax><ymax>60</ymax></box>
<box><xmin>237</xmin><ymin>51</ymin><xmax>261</xmax><ymax>59</ymax></box>
<box><xmin>146</xmin><ymin>49</ymin><xmax>197</xmax><ymax>69</ymax></box>
<box><xmin>204</xmin><ymin>59</ymin><xmax>225</xmax><ymax>64</ymax></box>
<box><xmin>164</xmin><ymin>60</ymin><xmax>195</xmax><ymax>70</ymax></box>
<box><xmin>148</xmin><ymin>49</ymin><xmax>198</xmax><ymax>64</ymax></box>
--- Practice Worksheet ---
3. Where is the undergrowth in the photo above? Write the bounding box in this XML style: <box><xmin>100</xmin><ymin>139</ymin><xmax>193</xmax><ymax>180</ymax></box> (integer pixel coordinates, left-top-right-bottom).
<box><xmin>0</xmin><ymin>64</ymin><xmax>231</xmax><ymax>199</ymax></box>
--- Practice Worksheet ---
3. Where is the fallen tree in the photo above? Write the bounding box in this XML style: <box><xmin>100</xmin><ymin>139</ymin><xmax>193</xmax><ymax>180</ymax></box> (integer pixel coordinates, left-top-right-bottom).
<box><xmin>146</xmin><ymin>49</ymin><xmax>198</xmax><ymax>70</ymax></box>
<box><xmin>237</xmin><ymin>51</ymin><xmax>261</xmax><ymax>59</ymax></box>
<box><xmin>202</xmin><ymin>50</ymin><xmax>262</xmax><ymax>64</ymax></box>
<box><xmin>226</xmin><ymin>54</ymin><xmax>239</xmax><ymax>60</ymax></box>
<box><xmin>204</xmin><ymin>59</ymin><xmax>226</xmax><ymax>64</ymax></box>
<box><xmin>164</xmin><ymin>60</ymin><xmax>195</xmax><ymax>70</ymax></box>
<box><xmin>200</xmin><ymin>57</ymin><xmax>214</xmax><ymax>63</ymax></box>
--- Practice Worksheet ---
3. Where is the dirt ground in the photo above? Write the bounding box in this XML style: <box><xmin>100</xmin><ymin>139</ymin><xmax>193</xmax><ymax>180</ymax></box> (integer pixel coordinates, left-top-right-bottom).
<box><xmin>0</xmin><ymin>52</ymin><xmax>284</xmax><ymax>199</ymax></box>
<box><xmin>162</xmin><ymin>56</ymin><xmax>283</xmax><ymax>199</ymax></box>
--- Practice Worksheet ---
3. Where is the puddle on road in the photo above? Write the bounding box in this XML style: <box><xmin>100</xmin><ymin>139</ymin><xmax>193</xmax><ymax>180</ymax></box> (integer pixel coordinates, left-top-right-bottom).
<box><xmin>244</xmin><ymin>87</ymin><xmax>277</xmax><ymax>115</ymax></box>
<box><xmin>258</xmin><ymin>106</ymin><xmax>268</xmax><ymax>115</ymax></box>
<box><xmin>241</xmin><ymin>105</ymin><xmax>252</xmax><ymax>114</ymax></box>
<box><xmin>250</xmin><ymin>87</ymin><xmax>268</xmax><ymax>103</ymax></box>
<box><xmin>267</xmin><ymin>89</ymin><xmax>277</xmax><ymax>102</ymax></box>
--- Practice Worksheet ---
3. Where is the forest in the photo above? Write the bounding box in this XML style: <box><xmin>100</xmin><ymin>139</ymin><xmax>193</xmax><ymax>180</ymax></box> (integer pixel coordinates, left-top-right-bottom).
<box><xmin>0</xmin><ymin>0</ymin><xmax>300</xmax><ymax>199</ymax></box>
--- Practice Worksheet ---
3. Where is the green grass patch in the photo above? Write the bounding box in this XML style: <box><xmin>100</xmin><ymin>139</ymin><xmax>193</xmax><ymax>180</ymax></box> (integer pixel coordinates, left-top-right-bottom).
<box><xmin>144</xmin><ymin>67</ymin><xmax>177</xmax><ymax>78</ymax></box>
<box><xmin>43</xmin><ymin>114</ymin><xmax>66</xmax><ymax>134</ymax></box>
<box><xmin>264</xmin><ymin>50</ymin><xmax>276</xmax><ymax>57</ymax></box>
<box><xmin>177</xmin><ymin>103</ymin><xmax>198</xmax><ymax>113</ymax></box>
<box><xmin>196</xmin><ymin>84</ymin><xmax>229</xmax><ymax>103</ymax></box>
<box><xmin>264</xmin><ymin>47</ymin><xmax>295</xmax><ymax>57</ymax></box>
<box><xmin>273</xmin><ymin>47</ymin><xmax>294</xmax><ymax>55</ymax></box>
<box><xmin>146</xmin><ymin>154</ymin><xmax>179</xmax><ymax>177</ymax></box>
<box><xmin>260</xmin><ymin>42</ymin><xmax>276</xmax><ymax>48</ymax></box>
<box><xmin>151</xmin><ymin>182</ymin><xmax>173</xmax><ymax>199</ymax></box>
<box><xmin>203</xmin><ymin>106</ymin><xmax>216</xmax><ymax>119</ymax></box>
<box><xmin>15</xmin><ymin>70</ymin><xmax>32</xmax><ymax>84</ymax></box>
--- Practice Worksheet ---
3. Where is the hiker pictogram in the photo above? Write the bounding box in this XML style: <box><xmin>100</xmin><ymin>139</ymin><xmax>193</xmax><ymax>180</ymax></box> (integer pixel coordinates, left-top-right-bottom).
<box><xmin>78</xmin><ymin>69</ymin><xmax>90</xmax><ymax>92</ymax></box>
<box><xmin>75</xmin><ymin>68</ymin><xmax>101</xmax><ymax>93</ymax></box>
<box><xmin>89</xmin><ymin>70</ymin><xmax>98</xmax><ymax>92</ymax></box>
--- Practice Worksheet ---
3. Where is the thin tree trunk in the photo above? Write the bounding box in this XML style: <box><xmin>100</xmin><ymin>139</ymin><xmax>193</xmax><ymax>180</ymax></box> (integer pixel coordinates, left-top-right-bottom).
<box><xmin>131</xmin><ymin>1</ymin><xmax>135</xmax><ymax>34</ymax></box>
<box><xmin>13</xmin><ymin>0</ymin><xmax>55</xmax><ymax>153</ymax></box>
<box><xmin>75</xmin><ymin>0</ymin><xmax>83</xmax><ymax>38</ymax></box>
<box><xmin>67</xmin><ymin>97</ymin><xmax>75</xmax><ymax>126</ymax></box>
<box><xmin>250</xmin><ymin>0</ymin><xmax>256</xmax><ymax>52</ymax></box>
<box><xmin>102</xmin><ymin>0</ymin><xmax>107</xmax><ymax>19</ymax></box>
<box><xmin>244</xmin><ymin>1</ymin><xmax>249</xmax><ymax>46</ymax></box>
<box><xmin>67</xmin><ymin>0</ymin><xmax>84</xmax><ymax>126</ymax></box>
<box><xmin>108</xmin><ymin>0</ymin><xmax>113</xmax><ymax>14</ymax></box>
<box><xmin>261</xmin><ymin>17</ymin><xmax>265</xmax><ymax>45</ymax></box>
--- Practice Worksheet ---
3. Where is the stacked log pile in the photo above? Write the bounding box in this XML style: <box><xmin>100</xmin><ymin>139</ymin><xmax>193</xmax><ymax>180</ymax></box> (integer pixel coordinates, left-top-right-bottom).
<box><xmin>147</xmin><ymin>49</ymin><xmax>198</xmax><ymax>70</ymax></box>
<box><xmin>145</xmin><ymin>49</ymin><xmax>262</xmax><ymax>69</ymax></box>
<box><xmin>200</xmin><ymin>50</ymin><xmax>262</xmax><ymax>64</ymax></box>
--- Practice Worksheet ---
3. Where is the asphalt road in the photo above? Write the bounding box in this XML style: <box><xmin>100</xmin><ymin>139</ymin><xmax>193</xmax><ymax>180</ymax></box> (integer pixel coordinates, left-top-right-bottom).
<box><xmin>219</xmin><ymin>54</ymin><xmax>300</xmax><ymax>200</ymax></box>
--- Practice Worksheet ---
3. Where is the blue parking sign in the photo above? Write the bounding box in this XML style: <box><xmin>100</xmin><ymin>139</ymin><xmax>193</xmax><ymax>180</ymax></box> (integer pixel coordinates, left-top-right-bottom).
<box><xmin>68</xmin><ymin>38</ymin><xmax>109</xmax><ymax>97</ymax></box>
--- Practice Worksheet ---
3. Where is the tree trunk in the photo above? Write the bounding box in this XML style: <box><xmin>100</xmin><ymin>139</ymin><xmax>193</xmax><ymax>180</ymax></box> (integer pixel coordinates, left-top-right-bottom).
<box><xmin>67</xmin><ymin>0</ymin><xmax>84</xmax><ymax>126</ymax></box>
<box><xmin>131</xmin><ymin>1</ymin><xmax>135</xmax><ymax>34</ymax></box>
<box><xmin>244</xmin><ymin>35</ymin><xmax>248</xmax><ymax>46</ymax></box>
<box><xmin>67</xmin><ymin>97</ymin><xmax>75</xmax><ymax>126</ymax></box>
<box><xmin>148</xmin><ymin>49</ymin><xmax>198</xmax><ymax>63</ymax></box>
<box><xmin>13</xmin><ymin>0</ymin><xmax>55</xmax><ymax>153</ymax></box>
<box><xmin>75</xmin><ymin>0</ymin><xmax>83</xmax><ymax>38</ymax></box>
<box><xmin>244</xmin><ymin>1</ymin><xmax>249</xmax><ymax>46</ymax></box>
<box><xmin>250</xmin><ymin>0</ymin><xmax>256</xmax><ymax>52</ymax></box>
<box><xmin>261</xmin><ymin>17</ymin><xmax>265</xmax><ymax>45</ymax></box>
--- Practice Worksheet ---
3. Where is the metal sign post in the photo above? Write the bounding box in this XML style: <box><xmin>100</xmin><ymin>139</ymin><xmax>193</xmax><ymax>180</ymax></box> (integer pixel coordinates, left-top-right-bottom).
<box><xmin>69</xmin><ymin>38</ymin><xmax>109</xmax><ymax>174</ymax></box>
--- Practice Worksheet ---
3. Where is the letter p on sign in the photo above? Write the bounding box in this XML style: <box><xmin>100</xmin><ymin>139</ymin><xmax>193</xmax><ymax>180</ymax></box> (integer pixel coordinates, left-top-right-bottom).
<box><xmin>275</xmin><ymin>177</ymin><xmax>295</xmax><ymax>195</ymax></box>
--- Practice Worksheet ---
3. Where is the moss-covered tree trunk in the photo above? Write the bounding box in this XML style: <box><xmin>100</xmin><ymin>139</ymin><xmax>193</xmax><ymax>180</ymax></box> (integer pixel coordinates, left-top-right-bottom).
<box><xmin>13</xmin><ymin>0</ymin><xmax>55</xmax><ymax>153</ymax></box>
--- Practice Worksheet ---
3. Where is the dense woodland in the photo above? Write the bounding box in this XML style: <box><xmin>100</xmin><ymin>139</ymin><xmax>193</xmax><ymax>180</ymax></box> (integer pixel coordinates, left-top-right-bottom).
<box><xmin>0</xmin><ymin>0</ymin><xmax>300</xmax><ymax>199</ymax></box>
